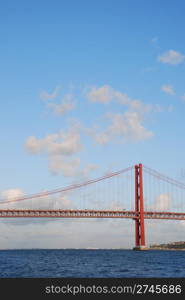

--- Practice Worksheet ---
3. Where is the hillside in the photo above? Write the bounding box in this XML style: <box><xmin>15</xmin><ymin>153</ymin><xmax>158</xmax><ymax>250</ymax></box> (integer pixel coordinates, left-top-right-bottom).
<box><xmin>150</xmin><ymin>241</ymin><xmax>185</xmax><ymax>250</ymax></box>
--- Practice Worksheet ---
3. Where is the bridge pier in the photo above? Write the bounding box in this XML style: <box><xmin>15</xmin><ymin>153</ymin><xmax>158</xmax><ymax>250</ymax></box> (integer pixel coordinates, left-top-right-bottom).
<box><xmin>133</xmin><ymin>246</ymin><xmax>148</xmax><ymax>251</ymax></box>
<box><xmin>133</xmin><ymin>164</ymin><xmax>147</xmax><ymax>251</ymax></box>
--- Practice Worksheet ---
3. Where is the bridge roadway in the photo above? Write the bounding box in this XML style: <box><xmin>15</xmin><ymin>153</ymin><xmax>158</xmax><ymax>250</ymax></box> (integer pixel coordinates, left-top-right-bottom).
<box><xmin>0</xmin><ymin>209</ymin><xmax>185</xmax><ymax>220</ymax></box>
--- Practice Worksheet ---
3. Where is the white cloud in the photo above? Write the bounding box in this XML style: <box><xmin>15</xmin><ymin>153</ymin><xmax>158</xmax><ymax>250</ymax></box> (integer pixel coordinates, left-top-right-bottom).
<box><xmin>47</xmin><ymin>94</ymin><xmax>75</xmax><ymax>116</ymax></box>
<box><xmin>89</xmin><ymin>111</ymin><xmax>153</xmax><ymax>145</ymax></box>
<box><xmin>40</xmin><ymin>86</ymin><xmax>60</xmax><ymax>100</ymax></box>
<box><xmin>80</xmin><ymin>164</ymin><xmax>98</xmax><ymax>178</ymax></box>
<box><xmin>25</xmin><ymin>125</ymin><xmax>99</xmax><ymax>178</ymax></box>
<box><xmin>25</xmin><ymin>136</ymin><xmax>43</xmax><ymax>154</ymax></box>
<box><xmin>25</xmin><ymin>128</ymin><xmax>82</xmax><ymax>156</ymax></box>
<box><xmin>113</xmin><ymin>91</ymin><xmax>130</xmax><ymax>105</ymax></box>
<box><xmin>0</xmin><ymin>187</ymin><xmax>76</xmax><ymax>211</ymax></box>
<box><xmin>0</xmin><ymin>218</ymin><xmax>136</xmax><ymax>249</ymax></box>
<box><xmin>1</xmin><ymin>188</ymin><xmax>24</xmax><ymax>202</ymax></box>
<box><xmin>48</xmin><ymin>155</ymin><xmax>98</xmax><ymax>178</ymax></box>
<box><xmin>25</xmin><ymin>125</ymin><xmax>85</xmax><ymax>177</ymax></box>
<box><xmin>128</xmin><ymin>99</ymin><xmax>152</xmax><ymax>114</ymax></box>
<box><xmin>87</xmin><ymin>85</ymin><xmax>115</xmax><ymax>103</ymax></box>
<box><xmin>158</xmin><ymin>50</ymin><xmax>185</xmax><ymax>65</ymax></box>
<box><xmin>161</xmin><ymin>84</ymin><xmax>175</xmax><ymax>95</ymax></box>
<box><xmin>48</xmin><ymin>156</ymin><xmax>81</xmax><ymax>176</ymax></box>
<box><xmin>89</xmin><ymin>130</ymin><xmax>110</xmax><ymax>146</ymax></box>
<box><xmin>0</xmin><ymin>188</ymin><xmax>54</xmax><ymax>210</ymax></box>
<box><xmin>1</xmin><ymin>217</ymin><xmax>185</xmax><ymax>249</ymax></box>
<box><xmin>87</xmin><ymin>85</ymin><xmax>159</xmax><ymax>113</ymax></box>
<box><xmin>86</xmin><ymin>85</ymin><xmax>156</xmax><ymax>145</ymax></box>
<box><xmin>109</xmin><ymin>112</ymin><xmax>153</xmax><ymax>141</ymax></box>
<box><xmin>32</xmin><ymin>84</ymin><xmax>161</xmax><ymax>176</ymax></box>
<box><xmin>87</xmin><ymin>85</ymin><xmax>131</xmax><ymax>105</ymax></box>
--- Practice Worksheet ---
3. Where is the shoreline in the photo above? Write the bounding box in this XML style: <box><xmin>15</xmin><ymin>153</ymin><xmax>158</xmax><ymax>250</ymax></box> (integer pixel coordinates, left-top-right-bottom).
<box><xmin>149</xmin><ymin>248</ymin><xmax>185</xmax><ymax>251</ymax></box>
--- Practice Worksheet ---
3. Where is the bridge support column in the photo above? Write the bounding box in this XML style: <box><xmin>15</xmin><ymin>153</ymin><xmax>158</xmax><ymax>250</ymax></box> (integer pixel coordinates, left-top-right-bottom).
<box><xmin>133</xmin><ymin>163</ymin><xmax>147</xmax><ymax>250</ymax></box>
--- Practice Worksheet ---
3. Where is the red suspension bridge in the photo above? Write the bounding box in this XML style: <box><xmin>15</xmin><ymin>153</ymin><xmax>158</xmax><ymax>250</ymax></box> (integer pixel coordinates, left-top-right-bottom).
<box><xmin>1</xmin><ymin>163</ymin><xmax>185</xmax><ymax>250</ymax></box>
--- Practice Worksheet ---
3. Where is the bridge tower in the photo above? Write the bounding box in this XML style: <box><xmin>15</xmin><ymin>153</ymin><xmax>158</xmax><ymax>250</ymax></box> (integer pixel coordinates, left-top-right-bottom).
<box><xmin>133</xmin><ymin>163</ymin><xmax>147</xmax><ymax>250</ymax></box>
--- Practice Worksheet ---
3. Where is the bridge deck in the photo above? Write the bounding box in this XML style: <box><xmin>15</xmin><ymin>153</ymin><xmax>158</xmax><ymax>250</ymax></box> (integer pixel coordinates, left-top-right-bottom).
<box><xmin>0</xmin><ymin>209</ymin><xmax>185</xmax><ymax>220</ymax></box>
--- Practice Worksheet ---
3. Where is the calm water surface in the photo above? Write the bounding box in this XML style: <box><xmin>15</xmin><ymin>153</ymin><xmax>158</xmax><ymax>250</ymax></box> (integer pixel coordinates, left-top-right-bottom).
<box><xmin>0</xmin><ymin>249</ymin><xmax>185</xmax><ymax>278</ymax></box>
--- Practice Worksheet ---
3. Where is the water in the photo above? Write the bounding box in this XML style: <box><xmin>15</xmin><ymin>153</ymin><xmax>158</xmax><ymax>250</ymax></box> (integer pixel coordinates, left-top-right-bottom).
<box><xmin>0</xmin><ymin>249</ymin><xmax>185</xmax><ymax>278</ymax></box>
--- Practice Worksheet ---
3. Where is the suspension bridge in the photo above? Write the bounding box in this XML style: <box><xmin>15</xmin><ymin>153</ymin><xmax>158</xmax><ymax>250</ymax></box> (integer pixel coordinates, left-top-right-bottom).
<box><xmin>1</xmin><ymin>163</ymin><xmax>185</xmax><ymax>250</ymax></box>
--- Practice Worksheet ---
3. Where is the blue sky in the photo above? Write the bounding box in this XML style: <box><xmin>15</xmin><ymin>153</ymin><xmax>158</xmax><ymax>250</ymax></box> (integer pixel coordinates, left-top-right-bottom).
<box><xmin>0</xmin><ymin>0</ymin><xmax>185</xmax><ymax>248</ymax></box>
